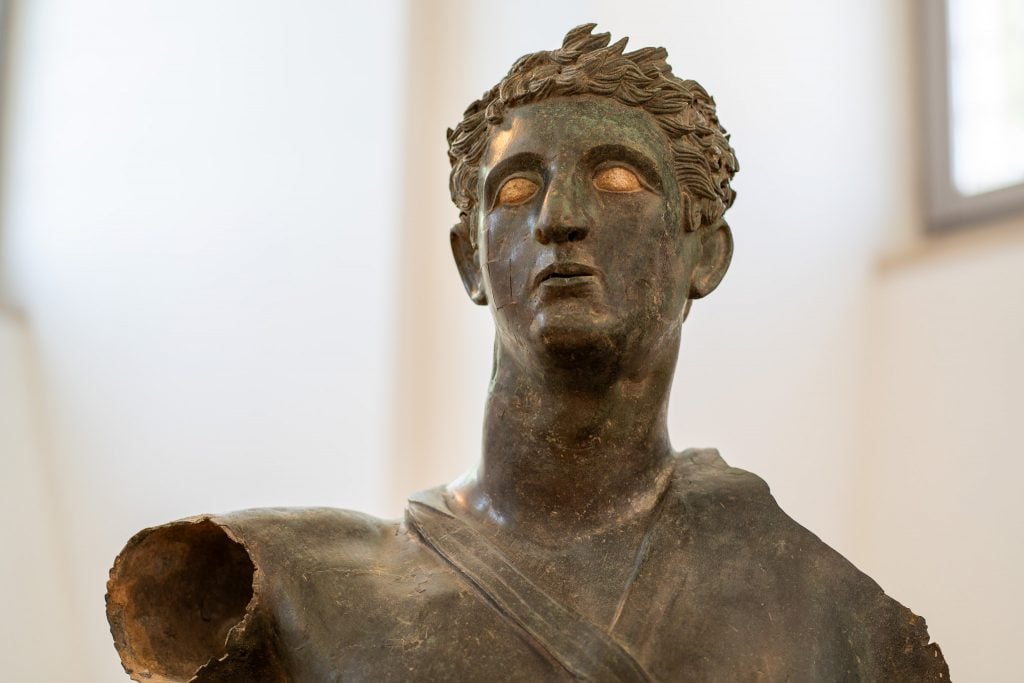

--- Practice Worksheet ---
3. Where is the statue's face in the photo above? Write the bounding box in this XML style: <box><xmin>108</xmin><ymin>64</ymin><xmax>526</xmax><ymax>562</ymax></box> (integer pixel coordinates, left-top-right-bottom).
<box><xmin>460</xmin><ymin>96</ymin><xmax>726</xmax><ymax>371</ymax></box>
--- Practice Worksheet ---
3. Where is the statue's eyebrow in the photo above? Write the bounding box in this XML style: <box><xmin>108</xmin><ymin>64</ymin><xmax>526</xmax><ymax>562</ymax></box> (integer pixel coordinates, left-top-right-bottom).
<box><xmin>582</xmin><ymin>144</ymin><xmax>665</xmax><ymax>194</ymax></box>
<box><xmin>482</xmin><ymin>152</ymin><xmax>544</xmax><ymax>210</ymax></box>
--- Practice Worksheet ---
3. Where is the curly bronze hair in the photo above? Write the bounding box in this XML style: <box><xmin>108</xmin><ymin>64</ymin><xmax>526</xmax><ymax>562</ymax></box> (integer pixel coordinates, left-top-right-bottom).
<box><xmin>447</xmin><ymin>23</ymin><xmax>739</xmax><ymax>239</ymax></box>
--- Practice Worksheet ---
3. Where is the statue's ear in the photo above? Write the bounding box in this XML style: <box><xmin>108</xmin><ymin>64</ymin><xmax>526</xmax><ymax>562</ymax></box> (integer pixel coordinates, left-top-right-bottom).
<box><xmin>689</xmin><ymin>218</ymin><xmax>733</xmax><ymax>299</ymax></box>
<box><xmin>450</xmin><ymin>217</ymin><xmax>487</xmax><ymax>305</ymax></box>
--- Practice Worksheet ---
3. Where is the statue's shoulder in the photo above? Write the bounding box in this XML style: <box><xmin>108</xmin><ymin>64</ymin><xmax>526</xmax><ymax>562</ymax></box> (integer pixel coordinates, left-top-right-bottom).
<box><xmin>671</xmin><ymin>446</ymin><xmax>773</xmax><ymax>505</ymax></box>
<box><xmin>671</xmin><ymin>447</ymin><xmax>897</xmax><ymax>588</ymax></box>
<box><xmin>662</xmin><ymin>448</ymin><xmax>947</xmax><ymax>680</ymax></box>
<box><xmin>106</xmin><ymin>507</ymin><xmax>402</xmax><ymax>682</ymax></box>
<box><xmin>113</xmin><ymin>506</ymin><xmax>401</xmax><ymax>596</ymax></box>
<box><xmin>213</xmin><ymin>505</ymin><xmax>397</xmax><ymax>556</ymax></box>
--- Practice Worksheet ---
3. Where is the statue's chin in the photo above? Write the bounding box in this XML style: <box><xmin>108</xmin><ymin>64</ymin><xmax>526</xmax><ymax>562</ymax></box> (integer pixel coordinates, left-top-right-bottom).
<box><xmin>528</xmin><ymin>308</ymin><xmax>621</xmax><ymax>367</ymax></box>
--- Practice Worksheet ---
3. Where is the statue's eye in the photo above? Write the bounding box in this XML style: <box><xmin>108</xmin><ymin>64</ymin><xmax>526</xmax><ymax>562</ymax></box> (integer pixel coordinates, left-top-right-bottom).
<box><xmin>497</xmin><ymin>177</ymin><xmax>539</xmax><ymax>206</ymax></box>
<box><xmin>593</xmin><ymin>166</ymin><xmax>642</xmax><ymax>193</ymax></box>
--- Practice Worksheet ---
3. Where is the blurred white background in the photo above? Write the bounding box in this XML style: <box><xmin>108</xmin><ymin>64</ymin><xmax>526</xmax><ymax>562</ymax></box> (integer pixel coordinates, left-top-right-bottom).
<box><xmin>1</xmin><ymin>1</ymin><xmax>1021</xmax><ymax>681</ymax></box>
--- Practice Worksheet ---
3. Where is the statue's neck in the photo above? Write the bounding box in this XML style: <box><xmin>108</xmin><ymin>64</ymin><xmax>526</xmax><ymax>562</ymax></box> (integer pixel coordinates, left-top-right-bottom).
<box><xmin>452</xmin><ymin>341</ymin><xmax>679</xmax><ymax>537</ymax></box>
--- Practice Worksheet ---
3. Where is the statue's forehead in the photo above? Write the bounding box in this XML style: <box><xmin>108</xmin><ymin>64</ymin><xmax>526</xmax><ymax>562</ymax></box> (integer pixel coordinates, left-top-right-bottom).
<box><xmin>482</xmin><ymin>97</ymin><xmax>672</xmax><ymax>169</ymax></box>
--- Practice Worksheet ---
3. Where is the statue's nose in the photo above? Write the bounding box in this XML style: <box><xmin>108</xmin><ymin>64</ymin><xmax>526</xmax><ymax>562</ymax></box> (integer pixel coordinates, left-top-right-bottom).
<box><xmin>534</xmin><ymin>180</ymin><xmax>590</xmax><ymax>245</ymax></box>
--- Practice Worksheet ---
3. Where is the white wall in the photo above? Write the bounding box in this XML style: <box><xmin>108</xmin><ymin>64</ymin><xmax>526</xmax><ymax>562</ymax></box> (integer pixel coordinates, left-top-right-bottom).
<box><xmin>857</xmin><ymin>216</ymin><xmax>1024</xmax><ymax>682</ymax></box>
<box><xmin>1</xmin><ymin>2</ymin><xmax>406</xmax><ymax>680</ymax></box>
<box><xmin>0</xmin><ymin>310</ymin><xmax>80</xmax><ymax>679</ymax></box>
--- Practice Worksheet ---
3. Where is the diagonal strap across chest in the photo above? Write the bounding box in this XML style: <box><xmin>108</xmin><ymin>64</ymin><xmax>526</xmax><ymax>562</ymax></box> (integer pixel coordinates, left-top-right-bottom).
<box><xmin>405</xmin><ymin>492</ymin><xmax>654</xmax><ymax>683</ymax></box>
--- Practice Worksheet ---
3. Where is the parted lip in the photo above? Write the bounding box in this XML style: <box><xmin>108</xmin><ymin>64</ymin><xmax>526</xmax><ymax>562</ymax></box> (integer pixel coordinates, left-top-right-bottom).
<box><xmin>533</xmin><ymin>261</ymin><xmax>600</xmax><ymax>289</ymax></box>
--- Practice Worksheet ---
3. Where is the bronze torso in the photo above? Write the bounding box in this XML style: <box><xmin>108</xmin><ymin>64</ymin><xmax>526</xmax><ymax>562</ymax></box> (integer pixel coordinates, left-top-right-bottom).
<box><xmin>107</xmin><ymin>450</ymin><xmax>947</xmax><ymax>681</ymax></box>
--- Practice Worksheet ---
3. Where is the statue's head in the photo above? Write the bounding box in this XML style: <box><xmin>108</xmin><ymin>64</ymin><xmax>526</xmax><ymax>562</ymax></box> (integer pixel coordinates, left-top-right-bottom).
<box><xmin>447</xmin><ymin>24</ymin><xmax>739</xmax><ymax>373</ymax></box>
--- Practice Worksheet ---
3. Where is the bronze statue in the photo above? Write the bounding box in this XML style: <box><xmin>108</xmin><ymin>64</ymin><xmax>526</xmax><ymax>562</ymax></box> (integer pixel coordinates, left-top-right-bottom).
<box><xmin>107</xmin><ymin>25</ymin><xmax>949</xmax><ymax>681</ymax></box>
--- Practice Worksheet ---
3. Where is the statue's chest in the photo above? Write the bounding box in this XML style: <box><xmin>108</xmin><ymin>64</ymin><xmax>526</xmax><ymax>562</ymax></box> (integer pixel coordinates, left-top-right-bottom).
<box><xmin>257</xmin><ymin>516</ymin><xmax>855</xmax><ymax>682</ymax></box>
<box><xmin>264</xmin><ymin>543</ymin><xmax>568</xmax><ymax>682</ymax></box>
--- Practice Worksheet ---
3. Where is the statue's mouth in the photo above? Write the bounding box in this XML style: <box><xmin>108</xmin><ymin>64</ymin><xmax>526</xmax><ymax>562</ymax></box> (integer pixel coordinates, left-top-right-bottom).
<box><xmin>534</xmin><ymin>262</ymin><xmax>599</xmax><ymax>289</ymax></box>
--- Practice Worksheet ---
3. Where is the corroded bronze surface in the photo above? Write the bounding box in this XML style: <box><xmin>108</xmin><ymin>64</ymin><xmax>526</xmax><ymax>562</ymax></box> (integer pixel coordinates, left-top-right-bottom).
<box><xmin>107</xmin><ymin>24</ymin><xmax>949</xmax><ymax>681</ymax></box>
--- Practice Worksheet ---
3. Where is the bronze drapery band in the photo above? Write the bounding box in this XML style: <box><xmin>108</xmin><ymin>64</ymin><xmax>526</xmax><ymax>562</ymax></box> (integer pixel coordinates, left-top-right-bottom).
<box><xmin>406</xmin><ymin>492</ymin><xmax>653</xmax><ymax>683</ymax></box>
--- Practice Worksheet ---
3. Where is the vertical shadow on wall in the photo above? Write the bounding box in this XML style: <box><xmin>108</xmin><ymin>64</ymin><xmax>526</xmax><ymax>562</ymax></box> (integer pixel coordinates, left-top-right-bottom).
<box><xmin>0</xmin><ymin>1</ymin><xmax>93</xmax><ymax>674</ymax></box>
<box><xmin>0</xmin><ymin>0</ymin><xmax>10</xmax><ymax>304</ymax></box>
<box><xmin>387</xmin><ymin>0</ymin><xmax>477</xmax><ymax>511</ymax></box>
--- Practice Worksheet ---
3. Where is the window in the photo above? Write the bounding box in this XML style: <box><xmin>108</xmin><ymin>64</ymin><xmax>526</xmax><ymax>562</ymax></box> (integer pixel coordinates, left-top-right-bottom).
<box><xmin>922</xmin><ymin>0</ymin><xmax>1024</xmax><ymax>231</ymax></box>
